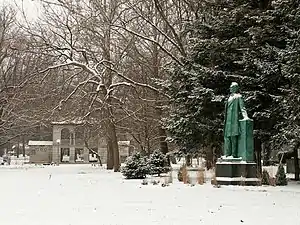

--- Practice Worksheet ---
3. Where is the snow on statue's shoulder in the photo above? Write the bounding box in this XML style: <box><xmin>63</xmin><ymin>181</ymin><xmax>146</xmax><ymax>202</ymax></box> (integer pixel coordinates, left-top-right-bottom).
<box><xmin>228</xmin><ymin>93</ymin><xmax>241</xmax><ymax>102</ymax></box>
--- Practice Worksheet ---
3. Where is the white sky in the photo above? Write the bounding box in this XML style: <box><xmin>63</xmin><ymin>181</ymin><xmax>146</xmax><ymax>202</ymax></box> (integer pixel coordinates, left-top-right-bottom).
<box><xmin>0</xmin><ymin>0</ymin><xmax>41</xmax><ymax>21</ymax></box>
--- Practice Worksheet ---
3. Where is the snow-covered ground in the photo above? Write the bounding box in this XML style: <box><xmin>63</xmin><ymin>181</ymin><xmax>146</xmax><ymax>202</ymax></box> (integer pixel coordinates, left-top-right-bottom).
<box><xmin>0</xmin><ymin>164</ymin><xmax>299</xmax><ymax>225</ymax></box>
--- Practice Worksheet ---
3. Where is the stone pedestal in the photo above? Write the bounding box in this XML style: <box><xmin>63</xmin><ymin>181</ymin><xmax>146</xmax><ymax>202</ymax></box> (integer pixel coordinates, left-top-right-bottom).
<box><xmin>238</xmin><ymin>119</ymin><xmax>254</xmax><ymax>161</ymax></box>
<box><xmin>216</xmin><ymin>158</ymin><xmax>260</xmax><ymax>185</ymax></box>
<box><xmin>287</xmin><ymin>159</ymin><xmax>300</xmax><ymax>173</ymax></box>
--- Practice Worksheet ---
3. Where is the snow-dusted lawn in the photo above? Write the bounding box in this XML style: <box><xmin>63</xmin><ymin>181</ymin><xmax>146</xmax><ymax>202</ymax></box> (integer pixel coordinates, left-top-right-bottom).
<box><xmin>0</xmin><ymin>165</ymin><xmax>299</xmax><ymax>225</ymax></box>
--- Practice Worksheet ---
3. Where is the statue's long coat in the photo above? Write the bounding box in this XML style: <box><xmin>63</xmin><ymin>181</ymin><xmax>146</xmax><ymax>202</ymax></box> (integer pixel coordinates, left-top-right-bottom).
<box><xmin>224</xmin><ymin>93</ymin><xmax>247</xmax><ymax>137</ymax></box>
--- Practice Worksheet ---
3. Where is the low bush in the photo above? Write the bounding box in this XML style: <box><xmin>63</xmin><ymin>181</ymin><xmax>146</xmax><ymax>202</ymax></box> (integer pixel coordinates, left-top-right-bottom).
<box><xmin>148</xmin><ymin>150</ymin><xmax>171</xmax><ymax>176</ymax></box>
<box><xmin>275</xmin><ymin>164</ymin><xmax>287</xmax><ymax>186</ymax></box>
<box><xmin>261</xmin><ymin>169</ymin><xmax>270</xmax><ymax>185</ymax></box>
<box><xmin>121</xmin><ymin>152</ymin><xmax>149</xmax><ymax>179</ymax></box>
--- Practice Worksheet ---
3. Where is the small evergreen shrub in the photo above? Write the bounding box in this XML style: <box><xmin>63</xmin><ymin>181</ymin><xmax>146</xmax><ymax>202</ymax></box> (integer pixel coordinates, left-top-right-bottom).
<box><xmin>141</xmin><ymin>179</ymin><xmax>148</xmax><ymax>185</ymax></box>
<box><xmin>148</xmin><ymin>150</ymin><xmax>170</xmax><ymax>176</ymax></box>
<box><xmin>275</xmin><ymin>164</ymin><xmax>287</xmax><ymax>186</ymax></box>
<box><xmin>121</xmin><ymin>152</ymin><xmax>149</xmax><ymax>179</ymax></box>
<box><xmin>261</xmin><ymin>169</ymin><xmax>270</xmax><ymax>185</ymax></box>
<box><xmin>151</xmin><ymin>180</ymin><xmax>159</xmax><ymax>185</ymax></box>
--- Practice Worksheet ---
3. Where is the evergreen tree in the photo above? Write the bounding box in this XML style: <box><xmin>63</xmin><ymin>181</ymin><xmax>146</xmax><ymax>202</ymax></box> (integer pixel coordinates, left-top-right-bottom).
<box><xmin>270</xmin><ymin>0</ymin><xmax>300</xmax><ymax>180</ymax></box>
<box><xmin>275</xmin><ymin>164</ymin><xmax>288</xmax><ymax>185</ymax></box>
<box><xmin>261</xmin><ymin>169</ymin><xmax>271</xmax><ymax>185</ymax></box>
<box><xmin>148</xmin><ymin>150</ymin><xmax>170</xmax><ymax>176</ymax></box>
<box><xmin>121</xmin><ymin>152</ymin><xmax>149</xmax><ymax>179</ymax></box>
<box><xmin>166</xmin><ymin>0</ymin><xmax>300</xmax><ymax>161</ymax></box>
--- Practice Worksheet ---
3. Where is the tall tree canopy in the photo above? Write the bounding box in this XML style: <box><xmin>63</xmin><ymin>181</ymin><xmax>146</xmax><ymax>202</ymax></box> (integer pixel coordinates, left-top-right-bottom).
<box><xmin>166</xmin><ymin>0</ymin><xmax>300</xmax><ymax>164</ymax></box>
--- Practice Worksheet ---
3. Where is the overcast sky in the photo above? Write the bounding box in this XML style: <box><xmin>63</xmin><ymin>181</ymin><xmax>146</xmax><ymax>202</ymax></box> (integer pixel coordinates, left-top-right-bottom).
<box><xmin>0</xmin><ymin>0</ymin><xmax>41</xmax><ymax>21</ymax></box>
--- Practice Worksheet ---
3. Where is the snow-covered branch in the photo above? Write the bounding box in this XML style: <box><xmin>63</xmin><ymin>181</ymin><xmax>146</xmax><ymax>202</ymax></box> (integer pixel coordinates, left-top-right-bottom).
<box><xmin>113</xmin><ymin>25</ymin><xmax>183</xmax><ymax>66</ymax></box>
<box><xmin>125</xmin><ymin>1</ymin><xmax>185</xmax><ymax>57</ymax></box>
<box><xmin>102</xmin><ymin>62</ymin><xmax>170</xmax><ymax>98</ymax></box>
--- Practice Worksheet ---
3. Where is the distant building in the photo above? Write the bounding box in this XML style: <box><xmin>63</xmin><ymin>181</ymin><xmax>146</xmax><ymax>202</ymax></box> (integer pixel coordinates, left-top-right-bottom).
<box><xmin>28</xmin><ymin>141</ymin><xmax>52</xmax><ymax>164</ymax></box>
<box><xmin>27</xmin><ymin>121</ymin><xmax>131</xmax><ymax>164</ymax></box>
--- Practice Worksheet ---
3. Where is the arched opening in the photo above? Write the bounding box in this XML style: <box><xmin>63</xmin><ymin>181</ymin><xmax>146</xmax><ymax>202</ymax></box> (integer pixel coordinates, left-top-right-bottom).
<box><xmin>61</xmin><ymin>148</ymin><xmax>70</xmax><ymax>162</ymax></box>
<box><xmin>75</xmin><ymin>148</ymin><xmax>84</xmax><ymax>162</ymax></box>
<box><xmin>61</xmin><ymin>128</ymin><xmax>71</xmax><ymax>145</ymax></box>
<box><xmin>89</xmin><ymin>147</ymin><xmax>98</xmax><ymax>162</ymax></box>
<box><xmin>75</xmin><ymin>126</ymin><xmax>85</xmax><ymax>146</ymax></box>
<box><xmin>60</xmin><ymin>128</ymin><xmax>71</xmax><ymax>162</ymax></box>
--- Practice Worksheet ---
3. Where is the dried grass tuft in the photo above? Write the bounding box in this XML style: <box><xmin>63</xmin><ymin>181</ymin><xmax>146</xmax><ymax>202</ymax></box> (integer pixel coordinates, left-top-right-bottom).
<box><xmin>269</xmin><ymin>177</ymin><xmax>276</xmax><ymax>186</ymax></box>
<box><xmin>197</xmin><ymin>168</ymin><xmax>205</xmax><ymax>185</ymax></box>
<box><xmin>182</xmin><ymin>166</ymin><xmax>190</xmax><ymax>184</ymax></box>
<box><xmin>211</xmin><ymin>171</ymin><xmax>217</xmax><ymax>186</ymax></box>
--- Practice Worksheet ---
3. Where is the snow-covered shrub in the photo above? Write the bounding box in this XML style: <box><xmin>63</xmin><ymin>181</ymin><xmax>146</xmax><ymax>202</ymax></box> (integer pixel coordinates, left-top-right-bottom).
<box><xmin>275</xmin><ymin>164</ymin><xmax>287</xmax><ymax>186</ymax></box>
<box><xmin>148</xmin><ymin>150</ymin><xmax>170</xmax><ymax>176</ymax></box>
<box><xmin>141</xmin><ymin>179</ymin><xmax>148</xmax><ymax>185</ymax></box>
<box><xmin>151</xmin><ymin>180</ymin><xmax>159</xmax><ymax>185</ymax></box>
<box><xmin>261</xmin><ymin>169</ymin><xmax>270</xmax><ymax>185</ymax></box>
<box><xmin>121</xmin><ymin>152</ymin><xmax>149</xmax><ymax>179</ymax></box>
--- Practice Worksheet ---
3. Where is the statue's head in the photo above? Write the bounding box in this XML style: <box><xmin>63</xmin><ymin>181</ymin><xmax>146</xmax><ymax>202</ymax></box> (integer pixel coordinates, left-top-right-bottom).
<box><xmin>230</xmin><ymin>82</ymin><xmax>239</xmax><ymax>93</ymax></box>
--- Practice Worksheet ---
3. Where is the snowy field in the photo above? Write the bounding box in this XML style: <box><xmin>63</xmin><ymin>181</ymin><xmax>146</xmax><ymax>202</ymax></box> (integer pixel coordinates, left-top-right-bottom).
<box><xmin>0</xmin><ymin>164</ymin><xmax>300</xmax><ymax>225</ymax></box>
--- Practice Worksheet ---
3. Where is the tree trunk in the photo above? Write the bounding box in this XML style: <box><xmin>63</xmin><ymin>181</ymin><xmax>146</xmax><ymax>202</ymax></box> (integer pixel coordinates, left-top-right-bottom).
<box><xmin>109</xmin><ymin>120</ymin><xmax>120</xmax><ymax>172</ymax></box>
<box><xmin>293</xmin><ymin>142</ymin><xmax>300</xmax><ymax>181</ymax></box>
<box><xmin>156</xmin><ymin>107</ymin><xmax>169</xmax><ymax>155</ymax></box>
<box><xmin>22</xmin><ymin>135</ymin><xmax>25</xmax><ymax>157</ymax></box>
<box><xmin>262</xmin><ymin>141</ymin><xmax>271</xmax><ymax>166</ymax></box>
<box><xmin>185</xmin><ymin>155</ymin><xmax>192</xmax><ymax>166</ymax></box>
<box><xmin>254</xmin><ymin>138</ymin><xmax>262</xmax><ymax>175</ymax></box>
<box><xmin>17</xmin><ymin>138</ymin><xmax>20</xmax><ymax>158</ymax></box>
<box><xmin>106</xmin><ymin>137</ymin><xmax>114</xmax><ymax>170</ymax></box>
<box><xmin>151</xmin><ymin>6</ymin><xmax>169</xmax><ymax>157</ymax></box>
<box><xmin>204</xmin><ymin>147</ymin><xmax>211</xmax><ymax>170</ymax></box>
<box><xmin>158</xmin><ymin>127</ymin><xmax>168</xmax><ymax>154</ymax></box>
<box><xmin>85</xmin><ymin>140</ymin><xmax>102</xmax><ymax>166</ymax></box>
<box><xmin>100</xmin><ymin>1</ymin><xmax>120</xmax><ymax>171</ymax></box>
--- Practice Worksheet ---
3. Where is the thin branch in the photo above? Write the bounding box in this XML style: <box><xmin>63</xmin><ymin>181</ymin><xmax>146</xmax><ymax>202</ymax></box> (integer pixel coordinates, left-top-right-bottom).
<box><xmin>102</xmin><ymin>60</ymin><xmax>171</xmax><ymax>98</ymax></box>
<box><xmin>153</xmin><ymin>0</ymin><xmax>186</xmax><ymax>57</ymax></box>
<box><xmin>126</xmin><ymin>1</ymin><xmax>185</xmax><ymax>56</ymax></box>
<box><xmin>114</xmin><ymin>24</ymin><xmax>183</xmax><ymax>66</ymax></box>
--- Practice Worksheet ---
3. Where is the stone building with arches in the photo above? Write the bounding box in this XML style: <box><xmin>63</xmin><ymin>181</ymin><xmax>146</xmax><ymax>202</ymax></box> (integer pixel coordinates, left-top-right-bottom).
<box><xmin>52</xmin><ymin>121</ymin><xmax>89</xmax><ymax>163</ymax></box>
<box><xmin>28</xmin><ymin>121</ymin><xmax>131</xmax><ymax>164</ymax></box>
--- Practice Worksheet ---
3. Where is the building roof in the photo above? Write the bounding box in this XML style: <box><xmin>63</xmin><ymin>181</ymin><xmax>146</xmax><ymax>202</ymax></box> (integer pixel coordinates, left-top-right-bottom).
<box><xmin>28</xmin><ymin>141</ymin><xmax>53</xmax><ymax>146</ymax></box>
<box><xmin>118</xmin><ymin>141</ymin><xmax>130</xmax><ymax>145</ymax></box>
<box><xmin>51</xmin><ymin>119</ymin><xmax>84</xmax><ymax>125</ymax></box>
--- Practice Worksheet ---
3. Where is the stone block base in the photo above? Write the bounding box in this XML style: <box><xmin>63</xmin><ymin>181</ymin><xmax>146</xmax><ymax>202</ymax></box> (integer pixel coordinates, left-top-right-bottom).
<box><xmin>287</xmin><ymin>159</ymin><xmax>300</xmax><ymax>173</ymax></box>
<box><xmin>216</xmin><ymin>160</ymin><xmax>260</xmax><ymax>186</ymax></box>
<box><xmin>216</xmin><ymin>177</ymin><xmax>260</xmax><ymax>185</ymax></box>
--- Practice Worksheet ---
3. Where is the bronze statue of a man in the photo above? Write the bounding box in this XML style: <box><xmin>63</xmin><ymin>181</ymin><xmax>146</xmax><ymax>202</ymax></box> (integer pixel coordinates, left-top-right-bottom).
<box><xmin>224</xmin><ymin>82</ymin><xmax>249</xmax><ymax>157</ymax></box>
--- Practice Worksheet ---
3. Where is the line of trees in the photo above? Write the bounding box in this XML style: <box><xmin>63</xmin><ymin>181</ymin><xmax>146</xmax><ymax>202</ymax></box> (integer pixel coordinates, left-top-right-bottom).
<box><xmin>166</xmin><ymin>0</ymin><xmax>300</xmax><ymax>178</ymax></box>
<box><xmin>0</xmin><ymin>0</ymin><xmax>196</xmax><ymax>170</ymax></box>
<box><xmin>0</xmin><ymin>0</ymin><xmax>299</xmax><ymax>176</ymax></box>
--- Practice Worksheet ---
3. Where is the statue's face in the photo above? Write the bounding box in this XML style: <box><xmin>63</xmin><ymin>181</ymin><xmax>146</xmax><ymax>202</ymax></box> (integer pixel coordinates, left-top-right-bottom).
<box><xmin>230</xmin><ymin>85</ymin><xmax>239</xmax><ymax>94</ymax></box>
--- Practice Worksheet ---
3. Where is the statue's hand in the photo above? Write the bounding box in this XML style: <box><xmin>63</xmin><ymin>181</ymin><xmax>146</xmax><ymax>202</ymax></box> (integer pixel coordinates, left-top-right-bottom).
<box><xmin>241</xmin><ymin>110</ymin><xmax>249</xmax><ymax>120</ymax></box>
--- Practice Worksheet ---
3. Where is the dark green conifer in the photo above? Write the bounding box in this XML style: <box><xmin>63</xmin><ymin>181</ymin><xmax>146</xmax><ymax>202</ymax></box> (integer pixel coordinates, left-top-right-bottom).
<box><xmin>275</xmin><ymin>164</ymin><xmax>288</xmax><ymax>186</ymax></box>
